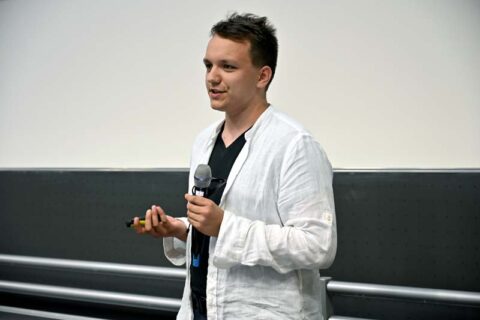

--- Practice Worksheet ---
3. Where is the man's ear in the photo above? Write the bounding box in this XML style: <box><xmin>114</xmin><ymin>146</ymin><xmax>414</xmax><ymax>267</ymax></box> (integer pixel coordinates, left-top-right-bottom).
<box><xmin>257</xmin><ymin>66</ymin><xmax>273</xmax><ymax>89</ymax></box>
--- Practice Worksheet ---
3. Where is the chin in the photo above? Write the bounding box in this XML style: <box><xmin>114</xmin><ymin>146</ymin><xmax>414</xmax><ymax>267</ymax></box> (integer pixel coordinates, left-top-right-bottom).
<box><xmin>210</xmin><ymin>102</ymin><xmax>226</xmax><ymax>112</ymax></box>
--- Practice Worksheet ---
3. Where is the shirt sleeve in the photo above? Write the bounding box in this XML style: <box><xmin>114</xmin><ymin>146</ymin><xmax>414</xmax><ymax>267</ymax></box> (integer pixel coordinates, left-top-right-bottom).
<box><xmin>163</xmin><ymin>218</ymin><xmax>190</xmax><ymax>266</ymax></box>
<box><xmin>212</xmin><ymin>134</ymin><xmax>337</xmax><ymax>274</ymax></box>
<box><xmin>163</xmin><ymin>135</ymin><xmax>199</xmax><ymax>267</ymax></box>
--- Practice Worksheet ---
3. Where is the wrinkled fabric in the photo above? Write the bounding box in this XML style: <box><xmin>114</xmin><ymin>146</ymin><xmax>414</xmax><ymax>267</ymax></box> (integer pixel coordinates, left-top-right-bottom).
<box><xmin>164</xmin><ymin>106</ymin><xmax>337</xmax><ymax>320</ymax></box>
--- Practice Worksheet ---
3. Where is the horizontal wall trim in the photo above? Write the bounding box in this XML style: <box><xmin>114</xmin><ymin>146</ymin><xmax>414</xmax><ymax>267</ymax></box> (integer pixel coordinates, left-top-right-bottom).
<box><xmin>329</xmin><ymin>316</ymin><xmax>375</xmax><ymax>320</ymax></box>
<box><xmin>333</xmin><ymin>168</ymin><xmax>480</xmax><ymax>173</ymax></box>
<box><xmin>0</xmin><ymin>306</ymin><xmax>111</xmax><ymax>320</ymax></box>
<box><xmin>0</xmin><ymin>254</ymin><xmax>186</xmax><ymax>280</ymax></box>
<box><xmin>0</xmin><ymin>280</ymin><xmax>181</xmax><ymax>312</ymax></box>
<box><xmin>0</xmin><ymin>168</ymin><xmax>479</xmax><ymax>173</ymax></box>
<box><xmin>0</xmin><ymin>168</ymin><xmax>190</xmax><ymax>172</ymax></box>
<box><xmin>327</xmin><ymin>281</ymin><xmax>480</xmax><ymax>305</ymax></box>
<box><xmin>0</xmin><ymin>305</ymin><xmax>373</xmax><ymax>320</ymax></box>
<box><xmin>2</xmin><ymin>254</ymin><xmax>479</xmax><ymax>306</ymax></box>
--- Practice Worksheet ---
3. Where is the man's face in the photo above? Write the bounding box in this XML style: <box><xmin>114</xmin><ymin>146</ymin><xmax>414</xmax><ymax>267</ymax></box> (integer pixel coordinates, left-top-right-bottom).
<box><xmin>203</xmin><ymin>35</ymin><xmax>262</xmax><ymax>114</ymax></box>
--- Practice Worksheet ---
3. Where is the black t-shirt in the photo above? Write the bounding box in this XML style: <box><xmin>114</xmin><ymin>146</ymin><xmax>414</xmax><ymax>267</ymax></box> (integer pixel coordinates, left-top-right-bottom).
<box><xmin>190</xmin><ymin>125</ymin><xmax>247</xmax><ymax>313</ymax></box>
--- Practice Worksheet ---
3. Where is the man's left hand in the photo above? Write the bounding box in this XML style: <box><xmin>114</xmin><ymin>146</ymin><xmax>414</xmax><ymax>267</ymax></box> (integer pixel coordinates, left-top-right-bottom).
<box><xmin>185</xmin><ymin>194</ymin><xmax>224</xmax><ymax>237</ymax></box>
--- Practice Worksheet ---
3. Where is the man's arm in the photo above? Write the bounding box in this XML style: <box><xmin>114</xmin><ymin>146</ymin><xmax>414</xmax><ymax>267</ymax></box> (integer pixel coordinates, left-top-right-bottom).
<box><xmin>211</xmin><ymin>134</ymin><xmax>337</xmax><ymax>274</ymax></box>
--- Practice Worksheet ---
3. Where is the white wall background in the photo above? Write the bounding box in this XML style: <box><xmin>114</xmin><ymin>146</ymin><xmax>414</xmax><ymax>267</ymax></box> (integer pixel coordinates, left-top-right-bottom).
<box><xmin>1</xmin><ymin>0</ymin><xmax>479</xmax><ymax>169</ymax></box>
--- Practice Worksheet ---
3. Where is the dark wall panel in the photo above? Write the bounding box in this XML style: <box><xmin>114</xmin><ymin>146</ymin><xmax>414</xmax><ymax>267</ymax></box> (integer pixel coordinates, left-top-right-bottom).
<box><xmin>1</xmin><ymin>169</ymin><xmax>479</xmax><ymax>319</ymax></box>
<box><xmin>325</xmin><ymin>172</ymin><xmax>480</xmax><ymax>292</ymax></box>
<box><xmin>0</xmin><ymin>170</ymin><xmax>189</xmax><ymax>267</ymax></box>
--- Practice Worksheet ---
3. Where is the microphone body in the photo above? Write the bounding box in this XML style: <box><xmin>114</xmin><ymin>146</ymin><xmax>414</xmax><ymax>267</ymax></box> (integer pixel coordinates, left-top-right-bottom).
<box><xmin>192</xmin><ymin>164</ymin><xmax>212</xmax><ymax>197</ymax></box>
<box><xmin>190</xmin><ymin>164</ymin><xmax>212</xmax><ymax>268</ymax></box>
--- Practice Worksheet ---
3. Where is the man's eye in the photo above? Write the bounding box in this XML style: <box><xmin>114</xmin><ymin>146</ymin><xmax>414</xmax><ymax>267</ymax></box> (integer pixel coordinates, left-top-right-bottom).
<box><xmin>223</xmin><ymin>64</ymin><xmax>236</xmax><ymax>70</ymax></box>
<box><xmin>204</xmin><ymin>63</ymin><xmax>212</xmax><ymax>70</ymax></box>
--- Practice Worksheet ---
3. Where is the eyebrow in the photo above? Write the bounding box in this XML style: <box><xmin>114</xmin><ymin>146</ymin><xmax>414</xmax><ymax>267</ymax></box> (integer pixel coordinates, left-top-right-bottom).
<box><xmin>203</xmin><ymin>58</ymin><xmax>237</xmax><ymax>65</ymax></box>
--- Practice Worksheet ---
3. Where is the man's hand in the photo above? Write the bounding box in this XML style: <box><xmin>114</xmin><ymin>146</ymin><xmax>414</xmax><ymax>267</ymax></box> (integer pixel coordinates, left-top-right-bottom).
<box><xmin>185</xmin><ymin>194</ymin><xmax>224</xmax><ymax>237</ymax></box>
<box><xmin>133</xmin><ymin>205</ymin><xmax>188</xmax><ymax>241</ymax></box>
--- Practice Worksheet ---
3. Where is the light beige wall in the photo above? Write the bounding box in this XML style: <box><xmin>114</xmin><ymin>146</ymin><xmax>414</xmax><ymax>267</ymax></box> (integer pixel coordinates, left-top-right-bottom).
<box><xmin>1</xmin><ymin>0</ymin><xmax>479</xmax><ymax>168</ymax></box>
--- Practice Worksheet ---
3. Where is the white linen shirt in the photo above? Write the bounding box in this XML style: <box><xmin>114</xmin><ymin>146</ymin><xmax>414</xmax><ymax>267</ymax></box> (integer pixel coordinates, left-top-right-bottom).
<box><xmin>164</xmin><ymin>106</ymin><xmax>337</xmax><ymax>320</ymax></box>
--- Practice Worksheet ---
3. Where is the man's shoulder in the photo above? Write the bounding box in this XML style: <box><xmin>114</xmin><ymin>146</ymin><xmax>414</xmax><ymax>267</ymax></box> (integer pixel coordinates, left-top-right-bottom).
<box><xmin>271</xmin><ymin>108</ymin><xmax>307</xmax><ymax>131</ymax></box>
<box><xmin>263</xmin><ymin>107</ymin><xmax>312</xmax><ymax>140</ymax></box>
<box><xmin>266</xmin><ymin>107</ymin><xmax>331</xmax><ymax>167</ymax></box>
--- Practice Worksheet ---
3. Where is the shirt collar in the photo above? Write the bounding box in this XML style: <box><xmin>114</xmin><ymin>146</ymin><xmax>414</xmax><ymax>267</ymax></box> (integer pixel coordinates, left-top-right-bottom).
<box><xmin>245</xmin><ymin>105</ymin><xmax>273</xmax><ymax>141</ymax></box>
<box><xmin>206</xmin><ymin>105</ymin><xmax>274</xmax><ymax>145</ymax></box>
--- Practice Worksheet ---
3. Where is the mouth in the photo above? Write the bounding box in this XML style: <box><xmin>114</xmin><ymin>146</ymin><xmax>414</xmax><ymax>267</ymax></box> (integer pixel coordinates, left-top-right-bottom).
<box><xmin>209</xmin><ymin>88</ymin><xmax>226</xmax><ymax>94</ymax></box>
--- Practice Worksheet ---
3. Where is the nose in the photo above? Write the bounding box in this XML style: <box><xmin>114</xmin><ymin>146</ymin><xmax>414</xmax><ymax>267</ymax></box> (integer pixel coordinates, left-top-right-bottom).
<box><xmin>206</xmin><ymin>66</ymin><xmax>221</xmax><ymax>85</ymax></box>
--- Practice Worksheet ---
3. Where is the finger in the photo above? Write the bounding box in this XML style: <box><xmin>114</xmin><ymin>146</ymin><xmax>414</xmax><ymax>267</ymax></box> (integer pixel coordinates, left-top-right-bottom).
<box><xmin>156</xmin><ymin>206</ymin><xmax>167</xmax><ymax>224</ymax></box>
<box><xmin>187</xmin><ymin>202</ymin><xmax>204</xmax><ymax>216</ymax></box>
<box><xmin>187</xmin><ymin>215</ymin><xmax>197</xmax><ymax>229</ymax></box>
<box><xmin>187</xmin><ymin>210</ymin><xmax>203</xmax><ymax>224</ymax></box>
<box><xmin>133</xmin><ymin>217</ymin><xmax>145</xmax><ymax>234</ymax></box>
<box><xmin>185</xmin><ymin>194</ymin><xmax>208</xmax><ymax>205</ymax></box>
<box><xmin>151</xmin><ymin>205</ymin><xmax>159</xmax><ymax>227</ymax></box>
<box><xmin>144</xmin><ymin>209</ymin><xmax>152</xmax><ymax>231</ymax></box>
<box><xmin>133</xmin><ymin>216</ymin><xmax>140</xmax><ymax>226</ymax></box>
<box><xmin>187</xmin><ymin>213</ymin><xmax>204</xmax><ymax>234</ymax></box>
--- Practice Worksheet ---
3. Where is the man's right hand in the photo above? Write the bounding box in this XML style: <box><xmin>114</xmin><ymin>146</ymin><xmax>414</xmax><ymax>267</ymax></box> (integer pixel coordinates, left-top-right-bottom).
<box><xmin>133</xmin><ymin>205</ymin><xmax>188</xmax><ymax>242</ymax></box>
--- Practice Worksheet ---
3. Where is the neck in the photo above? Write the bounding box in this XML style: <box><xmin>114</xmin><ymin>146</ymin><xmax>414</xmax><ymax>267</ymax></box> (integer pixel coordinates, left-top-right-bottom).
<box><xmin>222</xmin><ymin>100</ymin><xmax>268</xmax><ymax>146</ymax></box>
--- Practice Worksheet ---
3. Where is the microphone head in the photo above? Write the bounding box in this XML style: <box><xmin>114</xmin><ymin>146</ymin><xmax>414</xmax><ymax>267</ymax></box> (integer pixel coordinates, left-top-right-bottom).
<box><xmin>194</xmin><ymin>164</ymin><xmax>212</xmax><ymax>189</ymax></box>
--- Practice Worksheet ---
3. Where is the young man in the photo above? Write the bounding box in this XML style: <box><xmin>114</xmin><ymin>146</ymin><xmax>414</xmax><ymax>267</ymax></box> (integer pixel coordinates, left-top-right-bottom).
<box><xmin>133</xmin><ymin>13</ymin><xmax>337</xmax><ymax>319</ymax></box>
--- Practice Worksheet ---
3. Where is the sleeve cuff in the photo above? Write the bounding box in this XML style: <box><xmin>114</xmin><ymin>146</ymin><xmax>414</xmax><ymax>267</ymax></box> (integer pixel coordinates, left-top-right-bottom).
<box><xmin>163</xmin><ymin>218</ymin><xmax>189</xmax><ymax>266</ymax></box>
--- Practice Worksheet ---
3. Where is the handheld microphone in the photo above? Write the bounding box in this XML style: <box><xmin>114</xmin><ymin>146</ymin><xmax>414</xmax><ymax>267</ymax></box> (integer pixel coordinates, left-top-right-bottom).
<box><xmin>190</xmin><ymin>164</ymin><xmax>212</xmax><ymax>268</ymax></box>
<box><xmin>193</xmin><ymin>164</ymin><xmax>212</xmax><ymax>197</ymax></box>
